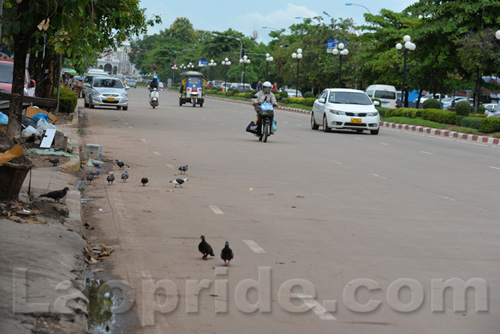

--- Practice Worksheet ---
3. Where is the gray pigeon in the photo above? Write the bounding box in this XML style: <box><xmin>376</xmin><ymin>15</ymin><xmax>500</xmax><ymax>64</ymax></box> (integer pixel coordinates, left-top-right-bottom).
<box><xmin>115</xmin><ymin>159</ymin><xmax>130</xmax><ymax>169</ymax></box>
<box><xmin>93</xmin><ymin>167</ymin><xmax>102</xmax><ymax>176</ymax></box>
<box><xmin>178</xmin><ymin>165</ymin><xmax>188</xmax><ymax>174</ymax></box>
<box><xmin>121</xmin><ymin>170</ymin><xmax>129</xmax><ymax>182</ymax></box>
<box><xmin>198</xmin><ymin>235</ymin><xmax>214</xmax><ymax>260</ymax></box>
<box><xmin>39</xmin><ymin>187</ymin><xmax>69</xmax><ymax>203</ymax></box>
<box><xmin>86</xmin><ymin>173</ymin><xmax>94</xmax><ymax>184</ymax></box>
<box><xmin>221</xmin><ymin>241</ymin><xmax>234</xmax><ymax>266</ymax></box>
<box><xmin>107</xmin><ymin>172</ymin><xmax>115</xmax><ymax>185</ymax></box>
<box><xmin>170</xmin><ymin>178</ymin><xmax>188</xmax><ymax>188</ymax></box>
<box><xmin>141</xmin><ymin>177</ymin><xmax>149</xmax><ymax>186</ymax></box>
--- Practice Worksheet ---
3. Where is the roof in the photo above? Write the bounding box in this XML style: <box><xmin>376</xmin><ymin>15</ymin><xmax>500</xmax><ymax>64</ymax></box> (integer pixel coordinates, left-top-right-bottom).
<box><xmin>180</xmin><ymin>71</ymin><xmax>204</xmax><ymax>76</ymax></box>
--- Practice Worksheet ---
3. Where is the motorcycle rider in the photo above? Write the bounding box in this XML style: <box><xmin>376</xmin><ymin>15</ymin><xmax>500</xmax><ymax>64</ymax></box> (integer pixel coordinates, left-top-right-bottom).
<box><xmin>252</xmin><ymin>81</ymin><xmax>278</xmax><ymax>136</ymax></box>
<box><xmin>149</xmin><ymin>76</ymin><xmax>159</xmax><ymax>91</ymax></box>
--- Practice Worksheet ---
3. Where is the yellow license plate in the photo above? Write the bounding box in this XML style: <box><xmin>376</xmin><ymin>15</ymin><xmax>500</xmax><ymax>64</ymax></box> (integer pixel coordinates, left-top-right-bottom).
<box><xmin>106</xmin><ymin>97</ymin><xmax>115</xmax><ymax>102</ymax></box>
<box><xmin>351</xmin><ymin>118</ymin><xmax>362</xmax><ymax>124</ymax></box>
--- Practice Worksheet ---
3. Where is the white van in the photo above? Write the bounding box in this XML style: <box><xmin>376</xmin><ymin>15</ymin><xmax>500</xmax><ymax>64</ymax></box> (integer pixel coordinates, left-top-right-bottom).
<box><xmin>366</xmin><ymin>84</ymin><xmax>397</xmax><ymax>109</ymax></box>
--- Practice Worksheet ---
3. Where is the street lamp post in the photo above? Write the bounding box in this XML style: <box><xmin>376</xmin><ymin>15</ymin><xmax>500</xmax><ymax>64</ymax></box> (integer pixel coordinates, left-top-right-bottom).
<box><xmin>208</xmin><ymin>59</ymin><xmax>217</xmax><ymax>83</ymax></box>
<box><xmin>265</xmin><ymin>53</ymin><xmax>273</xmax><ymax>82</ymax></box>
<box><xmin>291</xmin><ymin>48</ymin><xmax>303</xmax><ymax>98</ymax></box>
<box><xmin>171</xmin><ymin>64</ymin><xmax>178</xmax><ymax>84</ymax></box>
<box><xmin>496</xmin><ymin>30</ymin><xmax>500</xmax><ymax>40</ymax></box>
<box><xmin>239</xmin><ymin>55</ymin><xmax>250</xmax><ymax>84</ymax></box>
<box><xmin>396</xmin><ymin>35</ymin><xmax>416</xmax><ymax>108</ymax></box>
<box><xmin>332</xmin><ymin>43</ymin><xmax>349</xmax><ymax>88</ymax></box>
<box><xmin>221</xmin><ymin>58</ymin><xmax>231</xmax><ymax>90</ymax></box>
<box><xmin>227</xmin><ymin>36</ymin><xmax>243</xmax><ymax>59</ymax></box>
<box><xmin>345</xmin><ymin>3</ymin><xmax>372</xmax><ymax>14</ymax></box>
<box><xmin>187</xmin><ymin>62</ymin><xmax>194</xmax><ymax>70</ymax></box>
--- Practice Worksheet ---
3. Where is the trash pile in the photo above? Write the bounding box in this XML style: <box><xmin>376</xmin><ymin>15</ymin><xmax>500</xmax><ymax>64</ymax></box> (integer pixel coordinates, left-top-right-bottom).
<box><xmin>0</xmin><ymin>201</ymin><xmax>50</xmax><ymax>224</ymax></box>
<box><xmin>84</xmin><ymin>243</ymin><xmax>114</xmax><ymax>264</ymax></box>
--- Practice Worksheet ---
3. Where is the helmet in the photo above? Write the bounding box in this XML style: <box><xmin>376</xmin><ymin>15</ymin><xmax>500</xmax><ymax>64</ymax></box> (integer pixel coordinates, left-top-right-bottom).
<box><xmin>263</xmin><ymin>81</ymin><xmax>272</xmax><ymax>89</ymax></box>
<box><xmin>153</xmin><ymin>75</ymin><xmax>158</xmax><ymax>79</ymax></box>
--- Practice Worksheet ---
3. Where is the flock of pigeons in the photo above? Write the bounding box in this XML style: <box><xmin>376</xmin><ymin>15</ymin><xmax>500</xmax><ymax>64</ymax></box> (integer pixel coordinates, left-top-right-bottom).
<box><xmin>199</xmin><ymin>235</ymin><xmax>234</xmax><ymax>266</ymax></box>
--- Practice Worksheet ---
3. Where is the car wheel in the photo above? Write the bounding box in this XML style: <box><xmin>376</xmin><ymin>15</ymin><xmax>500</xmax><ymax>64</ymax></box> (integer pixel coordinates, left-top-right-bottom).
<box><xmin>370</xmin><ymin>129</ymin><xmax>379</xmax><ymax>135</ymax></box>
<box><xmin>311</xmin><ymin>113</ymin><xmax>319</xmax><ymax>130</ymax></box>
<box><xmin>89</xmin><ymin>102</ymin><xmax>94</xmax><ymax>109</ymax></box>
<box><xmin>123</xmin><ymin>106</ymin><xmax>128</xmax><ymax>111</ymax></box>
<box><xmin>117</xmin><ymin>106</ymin><xmax>121</xmax><ymax>110</ymax></box>
<box><xmin>84</xmin><ymin>100</ymin><xmax>88</xmax><ymax>108</ymax></box>
<box><xmin>323</xmin><ymin>115</ymin><xmax>331</xmax><ymax>132</ymax></box>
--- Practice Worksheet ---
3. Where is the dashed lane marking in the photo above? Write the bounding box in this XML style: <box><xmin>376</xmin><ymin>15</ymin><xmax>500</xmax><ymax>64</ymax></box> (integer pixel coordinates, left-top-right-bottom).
<box><xmin>441</xmin><ymin>195</ymin><xmax>456</xmax><ymax>201</ymax></box>
<box><xmin>209</xmin><ymin>205</ymin><xmax>224</xmax><ymax>215</ymax></box>
<box><xmin>242</xmin><ymin>240</ymin><xmax>266</xmax><ymax>253</ymax></box>
<box><xmin>381</xmin><ymin>142</ymin><xmax>389</xmax><ymax>145</ymax></box>
<box><xmin>141</xmin><ymin>139</ymin><xmax>147</xmax><ymax>142</ymax></box>
<box><xmin>330</xmin><ymin>160</ymin><xmax>342</xmax><ymax>165</ymax></box>
<box><xmin>490</xmin><ymin>166</ymin><xmax>500</xmax><ymax>170</ymax></box>
<box><xmin>296</xmin><ymin>294</ymin><xmax>337</xmax><ymax>320</ymax></box>
<box><xmin>153</xmin><ymin>152</ymin><xmax>162</xmax><ymax>156</ymax></box>
<box><xmin>166</xmin><ymin>164</ymin><xmax>174</xmax><ymax>168</ymax></box>
<box><xmin>420</xmin><ymin>151</ymin><xmax>433</xmax><ymax>155</ymax></box>
<box><xmin>372</xmin><ymin>174</ymin><xmax>387</xmax><ymax>179</ymax></box>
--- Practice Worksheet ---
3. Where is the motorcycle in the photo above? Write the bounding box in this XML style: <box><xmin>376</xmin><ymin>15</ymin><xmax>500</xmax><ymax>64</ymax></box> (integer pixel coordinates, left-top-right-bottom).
<box><xmin>255</xmin><ymin>102</ymin><xmax>275</xmax><ymax>143</ymax></box>
<box><xmin>149</xmin><ymin>88</ymin><xmax>159</xmax><ymax>109</ymax></box>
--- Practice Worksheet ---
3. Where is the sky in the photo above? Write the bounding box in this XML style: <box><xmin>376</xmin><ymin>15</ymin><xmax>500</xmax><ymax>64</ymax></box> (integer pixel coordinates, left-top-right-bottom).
<box><xmin>138</xmin><ymin>0</ymin><xmax>418</xmax><ymax>44</ymax></box>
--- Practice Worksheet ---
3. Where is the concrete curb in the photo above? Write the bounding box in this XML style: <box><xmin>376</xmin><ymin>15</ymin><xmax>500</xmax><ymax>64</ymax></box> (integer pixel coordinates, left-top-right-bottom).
<box><xmin>380</xmin><ymin>121</ymin><xmax>500</xmax><ymax>146</ymax></box>
<box><xmin>59</xmin><ymin>106</ymin><xmax>81</xmax><ymax>172</ymax></box>
<box><xmin>206</xmin><ymin>96</ymin><xmax>311</xmax><ymax>115</ymax></box>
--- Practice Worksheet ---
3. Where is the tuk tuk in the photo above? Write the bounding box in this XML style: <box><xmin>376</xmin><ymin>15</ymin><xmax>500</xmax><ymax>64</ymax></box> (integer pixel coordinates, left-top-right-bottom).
<box><xmin>179</xmin><ymin>71</ymin><xmax>206</xmax><ymax>107</ymax></box>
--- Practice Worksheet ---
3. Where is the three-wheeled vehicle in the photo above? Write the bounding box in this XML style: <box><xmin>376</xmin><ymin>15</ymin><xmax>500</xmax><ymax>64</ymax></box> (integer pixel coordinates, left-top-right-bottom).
<box><xmin>179</xmin><ymin>71</ymin><xmax>205</xmax><ymax>107</ymax></box>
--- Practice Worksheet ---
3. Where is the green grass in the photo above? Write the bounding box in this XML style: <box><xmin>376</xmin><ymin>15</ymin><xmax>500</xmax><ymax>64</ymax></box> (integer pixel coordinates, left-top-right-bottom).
<box><xmin>281</xmin><ymin>103</ymin><xmax>312</xmax><ymax>111</ymax></box>
<box><xmin>493</xmin><ymin>132</ymin><xmax>500</xmax><ymax>138</ymax></box>
<box><xmin>450</xmin><ymin>127</ymin><xmax>483</xmax><ymax>135</ymax></box>
<box><xmin>382</xmin><ymin>117</ymin><xmax>448</xmax><ymax>129</ymax></box>
<box><xmin>204</xmin><ymin>92</ymin><xmax>313</xmax><ymax>111</ymax></box>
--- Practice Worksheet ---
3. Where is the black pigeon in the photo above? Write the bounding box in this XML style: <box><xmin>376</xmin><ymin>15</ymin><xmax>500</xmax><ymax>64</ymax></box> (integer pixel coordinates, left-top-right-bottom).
<box><xmin>121</xmin><ymin>170</ymin><xmax>129</xmax><ymax>182</ymax></box>
<box><xmin>49</xmin><ymin>158</ymin><xmax>59</xmax><ymax>166</ymax></box>
<box><xmin>86</xmin><ymin>173</ymin><xmax>94</xmax><ymax>184</ymax></box>
<box><xmin>221</xmin><ymin>241</ymin><xmax>234</xmax><ymax>266</ymax></box>
<box><xmin>115</xmin><ymin>159</ymin><xmax>130</xmax><ymax>169</ymax></box>
<box><xmin>141</xmin><ymin>177</ymin><xmax>149</xmax><ymax>186</ymax></box>
<box><xmin>170</xmin><ymin>178</ymin><xmax>188</xmax><ymax>188</ymax></box>
<box><xmin>39</xmin><ymin>187</ymin><xmax>69</xmax><ymax>203</ymax></box>
<box><xmin>93</xmin><ymin>168</ymin><xmax>102</xmax><ymax>176</ymax></box>
<box><xmin>178</xmin><ymin>165</ymin><xmax>188</xmax><ymax>174</ymax></box>
<box><xmin>198</xmin><ymin>235</ymin><xmax>214</xmax><ymax>260</ymax></box>
<box><xmin>107</xmin><ymin>172</ymin><xmax>115</xmax><ymax>185</ymax></box>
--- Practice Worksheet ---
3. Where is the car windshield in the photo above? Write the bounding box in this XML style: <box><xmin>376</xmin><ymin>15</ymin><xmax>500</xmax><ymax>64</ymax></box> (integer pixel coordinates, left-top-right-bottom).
<box><xmin>0</xmin><ymin>63</ymin><xmax>13</xmax><ymax>83</ymax></box>
<box><xmin>374</xmin><ymin>91</ymin><xmax>396</xmax><ymax>99</ymax></box>
<box><xmin>328</xmin><ymin>92</ymin><xmax>373</xmax><ymax>105</ymax></box>
<box><xmin>93</xmin><ymin>79</ymin><xmax>124</xmax><ymax>88</ymax></box>
<box><xmin>188</xmin><ymin>77</ymin><xmax>201</xmax><ymax>85</ymax></box>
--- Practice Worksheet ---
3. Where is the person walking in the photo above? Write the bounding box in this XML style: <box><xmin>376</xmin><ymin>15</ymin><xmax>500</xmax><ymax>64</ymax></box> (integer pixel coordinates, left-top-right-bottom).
<box><xmin>256</xmin><ymin>81</ymin><xmax>262</xmax><ymax>91</ymax></box>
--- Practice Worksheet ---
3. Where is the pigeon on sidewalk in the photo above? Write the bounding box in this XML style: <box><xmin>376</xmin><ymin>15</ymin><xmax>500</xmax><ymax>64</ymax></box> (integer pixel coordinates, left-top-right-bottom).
<box><xmin>107</xmin><ymin>172</ymin><xmax>115</xmax><ymax>185</ymax></box>
<box><xmin>121</xmin><ymin>170</ymin><xmax>129</xmax><ymax>182</ymax></box>
<box><xmin>199</xmin><ymin>235</ymin><xmax>214</xmax><ymax>260</ymax></box>
<box><xmin>86</xmin><ymin>173</ymin><xmax>95</xmax><ymax>184</ymax></box>
<box><xmin>221</xmin><ymin>241</ymin><xmax>234</xmax><ymax>266</ymax></box>
<box><xmin>49</xmin><ymin>158</ymin><xmax>60</xmax><ymax>166</ymax></box>
<box><xmin>170</xmin><ymin>178</ymin><xmax>188</xmax><ymax>188</ymax></box>
<box><xmin>141</xmin><ymin>177</ymin><xmax>149</xmax><ymax>186</ymax></box>
<box><xmin>115</xmin><ymin>159</ymin><xmax>130</xmax><ymax>169</ymax></box>
<box><xmin>39</xmin><ymin>187</ymin><xmax>69</xmax><ymax>203</ymax></box>
<box><xmin>178</xmin><ymin>165</ymin><xmax>188</xmax><ymax>174</ymax></box>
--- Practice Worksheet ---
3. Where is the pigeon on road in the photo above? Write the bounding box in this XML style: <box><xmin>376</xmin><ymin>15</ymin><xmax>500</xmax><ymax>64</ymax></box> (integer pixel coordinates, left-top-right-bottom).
<box><xmin>93</xmin><ymin>168</ymin><xmax>102</xmax><ymax>177</ymax></box>
<box><xmin>49</xmin><ymin>158</ymin><xmax>60</xmax><ymax>166</ymax></box>
<box><xmin>221</xmin><ymin>241</ymin><xmax>234</xmax><ymax>266</ymax></box>
<box><xmin>121</xmin><ymin>170</ymin><xmax>129</xmax><ymax>182</ymax></box>
<box><xmin>178</xmin><ymin>165</ymin><xmax>188</xmax><ymax>174</ymax></box>
<box><xmin>39</xmin><ymin>187</ymin><xmax>69</xmax><ymax>203</ymax></box>
<box><xmin>115</xmin><ymin>159</ymin><xmax>130</xmax><ymax>169</ymax></box>
<box><xmin>86</xmin><ymin>173</ymin><xmax>95</xmax><ymax>184</ymax></box>
<box><xmin>199</xmin><ymin>235</ymin><xmax>215</xmax><ymax>260</ymax></box>
<box><xmin>170</xmin><ymin>178</ymin><xmax>188</xmax><ymax>188</ymax></box>
<box><xmin>141</xmin><ymin>177</ymin><xmax>149</xmax><ymax>186</ymax></box>
<box><xmin>107</xmin><ymin>172</ymin><xmax>115</xmax><ymax>185</ymax></box>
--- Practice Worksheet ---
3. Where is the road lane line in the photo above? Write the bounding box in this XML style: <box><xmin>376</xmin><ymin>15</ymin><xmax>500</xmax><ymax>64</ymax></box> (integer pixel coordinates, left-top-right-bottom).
<box><xmin>296</xmin><ymin>294</ymin><xmax>337</xmax><ymax>320</ymax></box>
<box><xmin>141</xmin><ymin>139</ymin><xmax>147</xmax><ymax>142</ymax></box>
<box><xmin>330</xmin><ymin>160</ymin><xmax>342</xmax><ymax>165</ymax></box>
<box><xmin>372</xmin><ymin>174</ymin><xmax>387</xmax><ymax>179</ymax></box>
<box><xmin>153</xmin><ymin>151</ymin><xmax>162</xmax><ymax>156</ymax></box>
<box><xmin>490</xmin><ymin>166</ymin><xmax>500</xmax><ymax>170</ymax></box>
<box><xmin>381</xmin><ymin>142</ymin><xmax>389</xmax><ymax>146</ymax></box>
<box><xmin>209</xmin><ymin>205</ymin><xmax>224</xmax><ymax>215</ymax></box>
<box><xmin>354</xmin><ymin>137</ymin><xmax>362</xmax><ymax>140</ymax></box>
<box><xmin>420</xmin><ymin>151</ymin><xmax>433</xmax><ymax>155</ymax></box>
<box><xmin>441</xmin><ymin>195</ymin><xmax>456</xmax><ymax>201</ymax></box>
<box><xmin>166</xmin><ymin>164</ymin><xmax>174</xmax><ymax>168</ymax></box>
<box><xmin>242</xmin><ymin>240</ymin><xmax>266</xmax><ymax>253</ymax></box>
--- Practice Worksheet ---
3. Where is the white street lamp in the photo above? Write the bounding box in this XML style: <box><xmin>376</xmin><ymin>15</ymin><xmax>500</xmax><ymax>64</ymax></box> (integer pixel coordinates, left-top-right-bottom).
<box><xmin>291</xmin><ymin>48</ymin><xmax>303</xmax><ymax>97</ymax></box>
<box><xmin>395</xmin><ymin>35</ymin><xmax>416</xmax><ymax>107</ymax></box>
<box><xmin>239</xmin><ymin>55</ymin><xmax>250</xmax><ymax>84</ymax></box>
<box><xmin>265</xmin><ymin>53</ymin><xmax>274</xmax><ymax>81</ymax></box>
<box><xmin>208</xmin><ymin>59</ymin><xmax>217</xmax><ymax>83</ymax></box>
<box><xmin>221</xmin><ymin>57</ymin><xmax>231</xmax><ymax>89</ymax></box>
<box><xmin>332</xmin><ymin>42</ymin><xmax>349</xmax><ymax>87</ymax></box>
<box><xmin>496</xmin><ymin>30</ymin><xmax>500</xmax><ymax>40</ymax></box>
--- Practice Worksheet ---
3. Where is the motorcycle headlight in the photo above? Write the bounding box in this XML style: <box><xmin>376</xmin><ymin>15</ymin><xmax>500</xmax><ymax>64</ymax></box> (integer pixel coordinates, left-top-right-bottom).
<box><xmin>367</xmin><ymin>111</ymin><xmax>379</xmax><ymax>117</ymax></box>
<box><xmin>330</xmin><ymin>110</ymin><xmax>345</xmax><ymax>115</ymax></box>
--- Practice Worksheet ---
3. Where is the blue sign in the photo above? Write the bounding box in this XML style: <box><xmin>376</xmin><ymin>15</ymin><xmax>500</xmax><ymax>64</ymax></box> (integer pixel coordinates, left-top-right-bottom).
<box><xmin>198</xmin><ymin>59</ymin><xmax>208</xmax><ymax>67</ymax></box>
<box><xmin>327</xmin><ymin>39</ymin><xmax>348</xmax><ymax>49</ymax></box>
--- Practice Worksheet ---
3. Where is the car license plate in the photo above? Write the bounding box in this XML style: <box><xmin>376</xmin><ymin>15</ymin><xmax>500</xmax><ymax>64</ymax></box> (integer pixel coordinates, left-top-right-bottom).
<box><xmin>351</xmin><ymin>118</ymin><xmax>362</xmax><ymax>124</ymax></box>
<box><xmin>106</xmin><ymin>97</ymin><xmax>115</xmax><ymax>102</ymax></box>
<box><xmin>382</xmin><ymin>102</ymin><xmax>388</xmax><ymax>105</ymax></box>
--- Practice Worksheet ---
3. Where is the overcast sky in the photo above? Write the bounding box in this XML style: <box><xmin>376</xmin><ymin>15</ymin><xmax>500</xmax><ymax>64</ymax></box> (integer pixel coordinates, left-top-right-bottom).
<box><xmin>139</xmin><ymin>1</ymin><xmax>418</xmax><ymax>43</ymax></box>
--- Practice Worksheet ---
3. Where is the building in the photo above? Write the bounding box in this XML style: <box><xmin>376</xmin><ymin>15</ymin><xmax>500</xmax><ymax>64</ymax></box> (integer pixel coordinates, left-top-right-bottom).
<box><xmin>95</xmin><ymin>42</ymin><xmax>137</xmax><ymax>77</ymax></box>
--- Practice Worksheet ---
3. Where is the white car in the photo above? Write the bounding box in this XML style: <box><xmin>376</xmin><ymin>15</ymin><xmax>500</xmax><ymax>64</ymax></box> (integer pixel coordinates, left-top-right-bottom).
<box><xmin>483</xmin><ymin>103</ymin><xmax>498</xmax><ymax>115</ymax></box>
<box><xmin>84</xmin><ymin>77</ymin><xmax>129</xmax><ymax>110</ymax></box>
<box><xmin>441</xmin><ymin>96</ymin><xmax>469</xmax><ymax>110</ymax></box>
<box><xmin>311</xmin><ymin>88</ymin><xmax>380</xmax><ymax>135</ymax></box>
<box><xmin>487</xmin><ymin>104</ymin><xmax>500</xmax><ymax>118</ymax></box>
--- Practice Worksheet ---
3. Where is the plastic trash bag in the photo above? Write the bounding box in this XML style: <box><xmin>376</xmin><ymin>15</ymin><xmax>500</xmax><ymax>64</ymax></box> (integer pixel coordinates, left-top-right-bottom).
<box><xmin>36</xmin><ymin>118</ymin><xmax>56</xmax><ymax>132</ymax></box>
<box><xmin>22</xmin><ymin>125</ymin><xmax>41</xmax><ymax>137</ymax></box>
<box><xmin>271</xmin><ymin>119</ymin><xmax>277</xmax><ymax>133</ymax></box>
<box><xmin>246</xmin><ymin>120</ymin><xmax>258</xmax><ymax>134</ymax></box>
<box><xmin>0</xmin><ymin>112</ymin><xmax>8</xmax><ymax>125</ymax></box>
<box><xmin>31</xmin><ymin>113</ymin><xmax>50</xmax><ymax>123</ymax></box>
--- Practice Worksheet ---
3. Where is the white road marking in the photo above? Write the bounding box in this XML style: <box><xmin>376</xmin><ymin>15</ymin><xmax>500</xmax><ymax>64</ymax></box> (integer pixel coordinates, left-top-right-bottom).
<box><xmin>420</xmin><ymin>151</ymin><xmax>433</xmax><ymax>155</ymax></box>
<box><xmin>441</xmin><ymin>195</ymin><xmax>456</xmax><ymax>201</ymax></box>
<box><xmin>330</xmin><ymin>160</ymin><xmax>343</xmax><ymax>165</ymax></box>
<box><xmin>209</xmin><ymin>205</ymin><xmax>224</xmax><ymax>215</ymax></box>
<box><xmin>354</xmin><ymin>137</ymin><xmax>362</xmax><ymax>140</ymax></box>
<box><xmin>372</xmin><ymin>174</ymin><xmax>387</xmax><ymax>179</ymax></box>
<box><xmin>242</xmin><ymin>240</ymin><xmax>266</xmax><ymax>253</ymax></box>
<box><xmin>166</xmin><ymin>164</ymin><xmax>174</xmax><ymax>168</ymax></box>
<box><xmin>381</xmin><ymin>142</ymin><xmax>389</xmax><ymax>146</ymax></box>
<box><xmin>153</xmin><ymin>152</ymin><xmax>162</xmax><ymax>156</ymax></box>
<box><xmin>141</xmin><ymin>139</ymin><xmax>147</xmax><ymax>142</ymax></box>
<box><xmin>490</xmin><ymin>166</ymin><xmax>500</xmax><ymax>170</ymax></box>
<box><xmin>128</xmin><ymin>126</ymin><xmax>134</xmax><ymax>129</ymax></box>
<box><xmin>124</xmin><ymin>122</ymin><xmax>128</xmax><ymax>125</ymax></box>
<box><xmin>296</xmin><ymin>294</ymin><xmax>337</xmax><ymax>320</ymax></box>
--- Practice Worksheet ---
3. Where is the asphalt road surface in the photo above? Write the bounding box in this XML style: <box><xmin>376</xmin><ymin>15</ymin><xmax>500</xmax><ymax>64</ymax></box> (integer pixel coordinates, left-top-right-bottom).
<box><xmin>81</xmin><ymin>87</ymin><xmax>500</xmax><ymax>334</ymax></box>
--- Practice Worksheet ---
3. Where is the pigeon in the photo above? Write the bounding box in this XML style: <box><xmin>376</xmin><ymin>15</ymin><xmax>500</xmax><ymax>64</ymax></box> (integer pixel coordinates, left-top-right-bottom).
<box><xmin>107</xmin><ymin>172</ymin><xmax>115</xmax><ymax>185</ymax></box>
<box><xmin>121</xmin><ymin>170</ymin><xmax>129</xmax><ymax>182</ymax></box>
<box><xmin>141</xmin><ymin>177</ymin><xmax>149</xmax><ymax>186</ymax></box>
<box><xmin>198</xmin><ymin>235</ymin><xmax>215</xmax><ymax>260</ymax></box>
<box><xmin>115</xmin><ymin>159</ymin><xmax>130</xmax><ymax>169</ymax></box>
<box><xmin>86</xmin><ymin>173</ymin><xmax>95</xmax><ymax>184</ymax></box>
<box><xmin>93</xmin><ymin>168</ymin><xmax>102</xmax><ymax>176</ymax></box>
<box><xmin>178</xmin><ymin>165</ymin><xmax>188</xmax><ymax>174</ymax></box>
<box><xmin>49</xmin><ymin>158</ymin><xmax>59</xmax><ymax>166</ymax></box>
<box><xmin>39</xmin><ymin>187</ymin><xmax>69</xmax><ymax>203</ymax></box>
<box><xmin>170</xmin><ymin>178</ymin><xmax>188</xmax><ymax>188</ymax></box>
<box><xmin>221</xmin><ymin>241</ymin><xmax>234</xmax><ymax>266</ymax></box>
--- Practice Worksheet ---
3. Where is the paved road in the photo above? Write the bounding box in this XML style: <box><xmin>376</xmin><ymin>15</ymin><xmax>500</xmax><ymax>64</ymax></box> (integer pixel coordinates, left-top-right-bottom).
<box><xmin>81</xmin><ymin>87</ymin><xmax>500</xmax><ymax>334</ymax></box>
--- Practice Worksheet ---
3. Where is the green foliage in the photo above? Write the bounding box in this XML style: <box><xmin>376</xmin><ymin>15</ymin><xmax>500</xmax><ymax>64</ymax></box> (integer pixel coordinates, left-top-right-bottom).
<box><xmin>455</xmin><ymin>115</ymin><xmax>465</xmax><ymax>125</ymax></box>
<box><xmin>225</xmin><ymin>90</ymin><xmax>235</xmax><ymax>96</ymax></box>
<box><xmin>421</xmin><ymin>109</ymin><xmax>456</xmax><ymax>124</ymax></box>
<box><xmin>244</xmin><ymin>92</ymin><xmax>253</xmax><ymax>99</ymax></box>
<box><xmin>382</xmin><ymin>117</ymin><xmax>448</xmax><ymax>129</ymax></box>
<box><xmin>450</xmin><ymin>127</ymin><xmax>482</xmax><ymax>135</ymax></box>
<box><xmin>477</xmin><ymin>105</ymin><xmax>486</xmax><ymax>115</ymax></box>
<box><xmin>303</xmin><ymin>91</ymin><xmax>314</xmax><ymax>98</ymax></box>
<box><xmin>479</xmin><ymin>118</ymin><xmax>500</xmax><ymax>133</ymax></box>
<box><xmin>423</xmin><ymin>98</ymin><xmax>441</xmax><ymax>110</ymax></box>
<box><xmin>455</xmin><ymin>101</ymin><xmax>471</xmax><ymax>116</ymax></box>
<box><xmin>280</xmin><ymin>90</ymin><xmax>288</xmax><ymax>98</ymax></box>
<box><xmin>54</xmin><ymin>87</ymin><xmax>77</xmax><ymax>113</ymax></box>
<box><xmin>376</xmin><ymin>107</ymin><xmax>391</xmax><ymax>118</ymax></box>
<box><xmin>493</xmin><ymin>133</ymin><xmax>500</xmax><ymax>138</ymax></box>
<box><xmin>271</xmin><ymin>89</ymin><xmax>279</xmax><ymax>95</ymax></box>
<box><xmin>460</xmin><ymin>117</ymin><xmax>482</xmax><ymax>129</ymax></box>
<box><xmin>287</xmin><ymin>97</ymin><xmax>315</xmax><ymax>107</ymax></box>
<box><xmin>385</xmin><ymin>108</ymin><xmax>422</xmax><ymax>118</ymax></box>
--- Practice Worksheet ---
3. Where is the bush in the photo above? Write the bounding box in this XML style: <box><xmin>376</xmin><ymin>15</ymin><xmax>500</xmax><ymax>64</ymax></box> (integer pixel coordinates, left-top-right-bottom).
<box><xmin>287</xmin><ymin>97</ymin><xmax>315</xmax><ymax>106</ymax></box>
<box><xmin>279</xmin><ymin>90</ymin><xmax>288</xmax><ymax>98</ymax></box>
<box><xmin>455</xmin><ymin>115</ymin><xmax>465</xmax><ymax>126</ymax></box>
<box><xmin>423</xmin><ymin>98</ymin><xmax>441</xmax><ymax>110</ymax></box>
<box><xmin>236</xmin><ymin>93</ymin><xmax>246</xmax><ymax>98</ymax></box>
<box><xmin>224</xmin><ymin>91</ymin><xmax>235</xmax><ymax>96</ymax></box>
<box><xmin>477</xmin><ymin>105</ymin><xmax>486</xmax><ymax>115</ymax></box>
<box><xmin>460</xmin><ymin>117</ymin><xmax>482</xmax><ymax>129</ymax></box>
<box><xmin>479</xmin><ymin>118</ymin><xmax>500</xmax><ymax>133</ymax></box>
<box><xmin>244</xmin><ymin>92</ymin><xmax>253</xmax><ymax>99</ymax></box>
<box><xmin>455</xmin><ymin>101</ymin><xmax>471</xmax><ymax>116</ymax></box>
<box><xmin>385</xmin><ymin>108</ymin><xmax>422</xmax><ymax>118</ymax></box>
<box><xmin>376</xmin><ymin>107</ymin><xmax>391</xmax><ymax>118</ymax></box>
<box><xmin>303</xmin><ymin>91</ymin><xmax>314</xmax><ymax>98</ymax></box>
<box><xmin>54</xmin><ymin>86</ymin><xmax>77</xmax><ymax>113</ymax></box>
<box><xmin>421</xmin><ymin>109</ymin><xmax>456</xmax><ymax>124</ymax></box>
<box><xmin>271</xmin><ymin>89</ymin><xmax>279</xmax><ymax>95</ymax></box>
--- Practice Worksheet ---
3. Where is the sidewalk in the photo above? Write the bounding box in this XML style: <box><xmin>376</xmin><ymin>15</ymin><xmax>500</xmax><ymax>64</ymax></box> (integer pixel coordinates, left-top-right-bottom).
<box><xmin>0</xmin><ymin>107</ymin><xmax>86</xmax><ymax>334</ymax></box>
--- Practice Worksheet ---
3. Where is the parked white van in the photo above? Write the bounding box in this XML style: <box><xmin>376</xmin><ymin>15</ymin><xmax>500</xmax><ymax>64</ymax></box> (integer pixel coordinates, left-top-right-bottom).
<box><xmin>366</xmin><ymin>84</ymin><xmax>397</xmax><ymax>109</ymax></box>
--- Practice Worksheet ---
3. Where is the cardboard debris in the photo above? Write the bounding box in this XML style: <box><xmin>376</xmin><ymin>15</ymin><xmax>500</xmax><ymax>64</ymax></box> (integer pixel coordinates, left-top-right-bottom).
<box><xmin>26</xmin><ymin>106</ymin><xmax>57</xmax><ymax>124</ymax></box>
<box><xmin>0</xmin><ymin>145</ymin><xmax>24</xmax><ymax>164</ymax></box>
<box><xmin>40</xmin><ymin>128</ymin><xmax>56</xmax><ymax>148</ymax></box>
<box><xmin>83</xmin><ymin>144</ymin><xmax>102</xmax><ymax>161</ymax></box>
